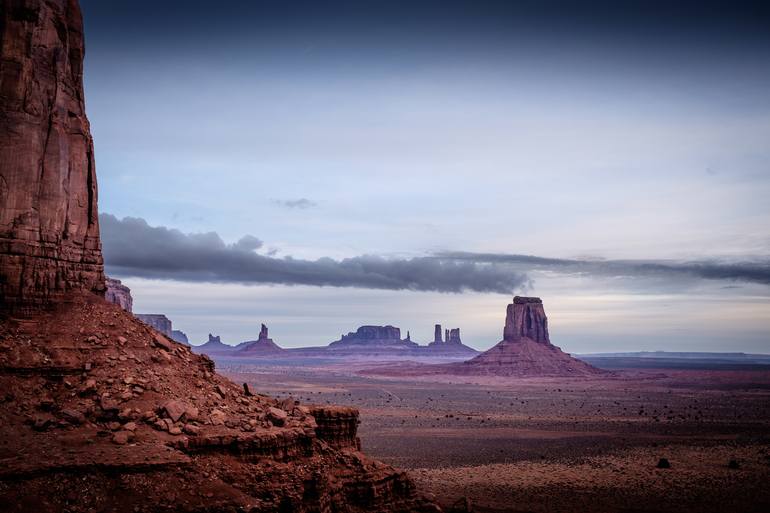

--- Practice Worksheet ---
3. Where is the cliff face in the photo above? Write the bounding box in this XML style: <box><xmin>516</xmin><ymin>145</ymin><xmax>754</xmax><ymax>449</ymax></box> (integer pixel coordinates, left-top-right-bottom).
<box><xmin>105</xmin><ymin>277</ymin><xmax>132</xmax><ymax>312</ymax></box>
<box><xmin>0</xmin><ymin>0</ymin><xmax>104</xmax><ymax>313</ymax></box>
<box><xmin>503</xmin><ymin>296</ymin><xmax>550</xmax><ymax>343</ymax></box>
<box><xmin>135</xmin><ymin>313</ymin><xmax>173</xmax><ymax>337</ymax></box>
<box><xmin>0</xmin><ymin>3</ymin><xmax>438</xmax><ymax>511</ymax></box>
<box><xmin>458</xmin><ymin>296</ymin><xmax>604</xmax><ymax>376</ymax></box>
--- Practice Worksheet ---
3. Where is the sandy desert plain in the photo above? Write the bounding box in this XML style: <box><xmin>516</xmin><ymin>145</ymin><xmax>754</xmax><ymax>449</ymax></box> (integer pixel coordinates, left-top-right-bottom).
<box><xmin>219</xmin><ymin>358</ymin><xmax>770</xmax><ymax>513</ymax></box>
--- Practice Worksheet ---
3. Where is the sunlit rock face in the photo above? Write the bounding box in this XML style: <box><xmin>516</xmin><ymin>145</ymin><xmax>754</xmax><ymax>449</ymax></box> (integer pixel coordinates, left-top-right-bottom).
<box><xmin>0</xmin><ymin>0</ymin><xmax>104</xmax><ymax>313</ymax></box>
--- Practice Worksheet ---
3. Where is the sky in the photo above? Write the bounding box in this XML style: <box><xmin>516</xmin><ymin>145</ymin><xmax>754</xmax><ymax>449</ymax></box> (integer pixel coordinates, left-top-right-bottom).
<box><xmin>80</xmin><ymin>0</ymin><xmax>770</xmax><ymax>352</ymax></box>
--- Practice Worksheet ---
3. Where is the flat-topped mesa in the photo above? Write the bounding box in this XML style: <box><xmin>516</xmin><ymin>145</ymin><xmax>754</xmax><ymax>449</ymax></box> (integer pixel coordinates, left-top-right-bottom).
<box><xmin>503</xmin><ymin>296</ymin><xmax>550</xmax><ymax>344</ymax></box>
<box><xmin>0</xmin><ymin>0</ymin><xmax>105</xmax><ymax>314</ymax></box>
<box><xmin>447</xmin><ymin>328</ymin><xmax>462</xmax><ymax>344</ymax></box>
<box><xmin>329</xmin><ymin>325</ymin><xmax>419</xmax><ymax>350</ymax></box>
<box><xmin>135</xmin><ymin>314</ymin><xmax>173</xmax><ymax>338</ymax></box>
<box><xmin>105</xmin><ymin>277</ymin><xmax>133</xmax><ymax>312</ymax></box>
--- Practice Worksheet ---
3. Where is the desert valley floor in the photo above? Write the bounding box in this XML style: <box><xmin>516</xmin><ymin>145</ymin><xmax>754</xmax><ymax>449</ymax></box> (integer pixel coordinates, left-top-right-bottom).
<box><xmin>220</xmin><ymin>361</ymin><xmax>770</xmax><ymax>513</ymax></box>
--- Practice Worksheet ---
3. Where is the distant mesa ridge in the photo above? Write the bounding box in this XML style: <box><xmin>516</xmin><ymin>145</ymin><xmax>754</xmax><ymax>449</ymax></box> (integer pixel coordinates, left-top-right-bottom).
<box><xmin>195</xmin><ymin>333</ymin><xmax>235</xmax><ymax>355</ymax></box>
<box><xmin>134</xmin><ymin>313</ymin><xmax>188</xmax><ymax>345</ymax></box>
<box><xmin>329</xmin><ymin>325</ymin><xmax>419</xmax><ymax>350</ymax></box>
<box><xmin>105</xmin><ymin>278</ymin><xmax>133</xmax><ymax>312</ymax></box>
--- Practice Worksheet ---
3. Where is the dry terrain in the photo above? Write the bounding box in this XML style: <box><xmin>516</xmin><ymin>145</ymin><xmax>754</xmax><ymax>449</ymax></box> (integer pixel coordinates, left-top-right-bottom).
<box><xmin>221</xmin><ymin>361</ymin><xmax>770</xmax><ymax>513</ymax></box>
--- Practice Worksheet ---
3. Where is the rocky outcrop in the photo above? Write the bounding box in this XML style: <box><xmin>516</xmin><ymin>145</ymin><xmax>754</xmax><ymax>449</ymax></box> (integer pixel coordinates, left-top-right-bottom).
<box><xmin>329</xmin><ymin>325</ymin><xmax>419</xmax><ymax>351</ymax></box>
<box><xmin>427</xmin><ymin>324</ymin><xmax>475</xmax><ymax>354</ymax></box>
<box><xmin>503</xmin><ymin>296</ymin><xmax>549</xmax><ymax>344</ymax></box>
<box><xmin>429</xmin><ymin>325</ymin><xmax>462</xmax><ymax>345</ymax></box>
<box><xmin>0</xmin><ymin>3</ymin><xmax>439</xmax><ymax>511</ymax></box>
<box><xmin>135</xmin><ymin>313</ymin><xmax>173</xmax><ymax>337</ymax></box>
<box><xmin>105</xmin><ymin>277</ymin><xmax>132</xmax><ymax>312</ymax></box>
<box><xmin>236</xmin><ymin>323</ymin><xmax>285</xmax><ymax>355</ymax></box>
<box><xmin>170</xmin><ymin>329</ymin><xmax>189</xmax><ymax>345</ymax></box>
<box><xmin>457</xmin><ymin>296</ymin><xmax>603</xmax><ymax>376</ymax></box>
<box><xmin>0</xmin><ymin>0</ymin><xmax>105</xmax><ymax>314</ymax></box>
<box><xmin>310</xmin><ymin>406</ymin><xmax>361</xmax><ymax>450</ymax></box>
<box><xmin>0</xmin><ymin>296</ymin><xmax>439</xmax><ymax>512</ymax></box>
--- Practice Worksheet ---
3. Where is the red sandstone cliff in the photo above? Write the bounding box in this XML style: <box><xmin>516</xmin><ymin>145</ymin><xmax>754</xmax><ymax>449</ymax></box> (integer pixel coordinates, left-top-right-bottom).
<box><xmin>0</xmin><ymin>2</ymin><xmax>439</xmax><ymax>511</ymax></box>
<box><xmin>0</xmin><ymin>0</ymin><xmax>104</xmax><ymax>313</ymax></box>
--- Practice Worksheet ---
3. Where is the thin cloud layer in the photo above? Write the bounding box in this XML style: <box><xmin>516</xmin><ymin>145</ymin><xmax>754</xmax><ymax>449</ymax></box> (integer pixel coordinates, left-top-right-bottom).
<box><xmin>436</xmin><ymin>252</ymin><xmax>770</xmax><ymax>286</ymax></box>
<box><xmin>100</xmin><ymin>214</ymin><xmax>528</xmax><ymax>293</ymax></box>
<box><xmin>271</xmin><ymin>198</ymin><xmax>317</xmax><ymax>209</ymax></box>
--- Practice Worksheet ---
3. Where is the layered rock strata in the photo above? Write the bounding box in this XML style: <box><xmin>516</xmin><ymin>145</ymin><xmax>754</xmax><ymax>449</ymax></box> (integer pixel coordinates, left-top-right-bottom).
<box><xmin>0</xmin><ymin>0</ymin><xmax>104</xmax><ymax>313</ymax></box>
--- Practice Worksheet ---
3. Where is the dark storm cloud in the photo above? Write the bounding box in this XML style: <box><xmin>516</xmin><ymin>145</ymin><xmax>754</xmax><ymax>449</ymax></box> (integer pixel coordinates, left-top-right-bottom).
<box><xmin>436</xmin><ymin>252</ymin><xmax>770</xmax><ymax>286</ymax></box>
<box><xmin>100</xmin><ymin>215</ymin><xmax>529</xmax><ymax>293</ymax></box>
<box><xmin>271</xmin><ymin>198</ymin><xmax>317</xmax><ymax>210</ymax></box>
<box><xmin>80</xmin><ymin>0</ymin><xmax>770</xmax><ymax>60</ymax></box>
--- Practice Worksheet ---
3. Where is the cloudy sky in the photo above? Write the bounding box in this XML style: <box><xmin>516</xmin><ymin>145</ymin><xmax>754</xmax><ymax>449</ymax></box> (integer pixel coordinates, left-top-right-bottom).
<box><xmin>80</xmin><ymin>0</ymin><xmax>770</xmax><ymax>352</ymax></box>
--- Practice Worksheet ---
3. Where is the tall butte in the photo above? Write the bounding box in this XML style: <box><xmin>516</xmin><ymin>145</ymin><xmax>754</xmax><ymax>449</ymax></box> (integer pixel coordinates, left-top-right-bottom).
<box><xmin>0</xmin><ymin>0</ymin><xmax>104</xmax><ymax>314</ymax></box>
<box><xmin>0</xmin><ymin>2</ymin><xmax>437</xmax><ymax>511</ymax></box>
<box><xmin>456</xmin><ymin>296</ymin><xmax>604</xmax><ymax>376</ymax></box>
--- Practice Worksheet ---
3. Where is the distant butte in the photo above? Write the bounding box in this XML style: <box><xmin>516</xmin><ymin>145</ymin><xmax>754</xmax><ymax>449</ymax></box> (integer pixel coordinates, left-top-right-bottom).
<box><xmin>329</xmin><ymin>325</ymin><xmax>420</xmax><ymax>351</ymax></box>
<box><xmin>236</xmin><ymin>324</ymin><xmax>286</xmax><ymax>355</ymax></box>
<box><xmin>450</xmin><ymin>296</ymin><xmax>605</xmax><ymax>376</ymax></box>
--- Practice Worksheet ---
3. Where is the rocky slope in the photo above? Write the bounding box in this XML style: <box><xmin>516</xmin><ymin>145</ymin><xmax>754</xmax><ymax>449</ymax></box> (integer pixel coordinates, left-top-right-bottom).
<box><xmin>0</xmin><ymin>295</ymin><xmax>439</xmax><ymax>512</ymax></box>
<box><xmin>0</xmin><ymin>1</ymin><xmax>439</xmax><ymax>511</ymax></box>
<box><xmin>0</xmin><ymin>0</ymin><xmax>104</xmax><ymax>313</ymax></box>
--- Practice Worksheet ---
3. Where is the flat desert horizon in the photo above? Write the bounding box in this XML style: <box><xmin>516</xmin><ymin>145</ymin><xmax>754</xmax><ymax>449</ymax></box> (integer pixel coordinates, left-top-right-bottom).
<box><xmin>2</xmin><ymin>1</ymin><xmax>769</xmax><ymax>512</ymax></box>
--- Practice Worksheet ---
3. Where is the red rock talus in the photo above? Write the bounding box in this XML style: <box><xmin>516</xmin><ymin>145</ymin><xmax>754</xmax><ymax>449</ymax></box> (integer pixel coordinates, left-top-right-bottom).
<box><xmin>0</xmin><ymin>0</ymin><xmax>104</xmax><ymax>313</ymax></box>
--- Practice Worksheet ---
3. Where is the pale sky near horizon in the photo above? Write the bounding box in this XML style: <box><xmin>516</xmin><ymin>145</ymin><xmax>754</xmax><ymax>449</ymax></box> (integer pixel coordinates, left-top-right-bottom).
<box><xmin>80</xmin><ymin>1</ymin><xmax>770</xmax><ymax>352</ymax></box>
